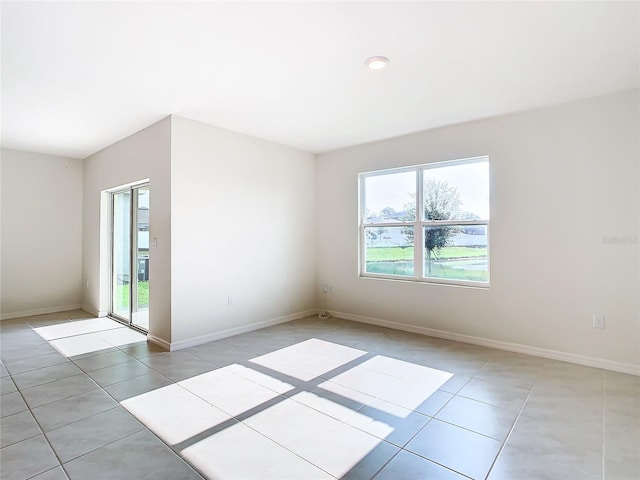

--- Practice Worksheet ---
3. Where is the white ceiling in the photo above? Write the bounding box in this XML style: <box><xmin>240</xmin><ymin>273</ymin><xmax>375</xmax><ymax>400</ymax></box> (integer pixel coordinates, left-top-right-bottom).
<box><xmin>2</xmin><ymin>1</ymin><xmax>638</xmax><ymax>159</ymax></box>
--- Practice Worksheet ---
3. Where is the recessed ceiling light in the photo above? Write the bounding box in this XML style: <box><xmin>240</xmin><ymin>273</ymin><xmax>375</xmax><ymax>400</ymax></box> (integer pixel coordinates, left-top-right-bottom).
<box><xmin>365</xmin><ymin>56</ymin><xmax>390</xmax><ymax>70</ymax></box>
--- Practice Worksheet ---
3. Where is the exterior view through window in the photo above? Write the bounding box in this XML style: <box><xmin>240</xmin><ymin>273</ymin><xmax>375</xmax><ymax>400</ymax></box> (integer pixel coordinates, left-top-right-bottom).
<box><xmin>360</xmin><ymin>156</ymin><xmax>489</xmax><ymax>286</ymax></box>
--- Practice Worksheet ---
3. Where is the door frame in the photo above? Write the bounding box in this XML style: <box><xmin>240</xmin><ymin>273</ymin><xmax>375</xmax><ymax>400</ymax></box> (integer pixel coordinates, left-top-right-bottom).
<box><xmin>108</xmin><ymin>181</ymin><xmax>149</xmax><ymax>333</ymax></box>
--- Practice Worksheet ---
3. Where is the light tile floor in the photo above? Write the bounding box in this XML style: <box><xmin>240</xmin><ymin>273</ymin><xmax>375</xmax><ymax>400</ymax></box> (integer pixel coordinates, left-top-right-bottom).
<box><xmin>1</xmin><ymin>310</ymin><xmax>638</xmax><ymax>480</ymax></box>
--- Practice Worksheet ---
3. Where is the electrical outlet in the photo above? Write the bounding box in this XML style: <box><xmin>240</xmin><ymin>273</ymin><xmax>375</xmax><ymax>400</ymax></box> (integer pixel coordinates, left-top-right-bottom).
<box><xmin>322</xmin><ymin>283</ymin><xmax>333</xmax><ymax>293</ymax></box>
<box><xmin>227</xmin><ymin>296</ymin><xmax>233</xmax><ymax>307</ymax></box>
<box><xmin>593</xmin><ymin>315</ymin><xmax>605</xmax><ymax>329</ymax></box>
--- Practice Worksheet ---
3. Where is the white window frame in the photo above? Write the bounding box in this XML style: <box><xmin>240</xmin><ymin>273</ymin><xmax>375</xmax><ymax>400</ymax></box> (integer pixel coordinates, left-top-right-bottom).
<box><xmin>359</xmin><ymin>156</ymin><xmax>490</xmax><ymax>288</ymax></box>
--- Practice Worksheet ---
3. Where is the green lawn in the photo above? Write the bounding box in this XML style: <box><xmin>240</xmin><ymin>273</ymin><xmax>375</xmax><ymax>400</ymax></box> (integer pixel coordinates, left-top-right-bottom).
<box><xmin>366</xmin><ymin>260</ymin><xmax>488</xmax><ymax>281</ymax></box>
<box><xmin>426</xmin><ymin>264</ymin><xmax>488</xmax><ymax>282</ymax></box>
<box><xmin>366</xmin><ymin>246</ymin><xmax>486</xmax><ymax>261</ymax></box>
<box><xmin>365</xmin><ymin>246</ymin><xmax>488</xmax><ymax>281</ymax></box>
<box><xmin>115</xmin><ymin>281</ymin><xmax>149</xmax><ymax>308</ymax></box>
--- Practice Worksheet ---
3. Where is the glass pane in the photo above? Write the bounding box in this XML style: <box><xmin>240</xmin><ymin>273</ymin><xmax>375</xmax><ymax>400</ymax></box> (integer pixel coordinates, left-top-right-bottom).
<box><xmin>363</xmin><ymin>171</ymin><xmax>416</xmax><ymax>224</ymax></box>
<box><xmin>365</xmin><ymin>226</ymin><xmax>414</xmax><ymax>276</ymax></box>
<box><xmin>112</xmin><ymin>191</ymin><xmax>131</xmax><ymax>320</ymax></box>
<box><xmin>423</xmin><ymin>160</ymin><xmax>489</xmax><ymax>221</ymax></box>
<box><xmin>424</xmin><ymin>225</ymin><xmax>488</xmax><ymax>282</ymax></box>
<box><xmin>132</xmin><ymin>187</ymin><xmax>149</xmax><ymax>331</ymax></box>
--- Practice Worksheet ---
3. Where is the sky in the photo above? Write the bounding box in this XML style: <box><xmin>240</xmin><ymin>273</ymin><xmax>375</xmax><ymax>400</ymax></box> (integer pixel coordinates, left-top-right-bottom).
<box><xmin>364</xmin><ymin>160</ymin><xmax>490</xmax><ymax>219</ymax></box>
<box><xmin>138</xmin><ymin>188</ymin><xmax>150</xmax><ymax>209</ymax></box>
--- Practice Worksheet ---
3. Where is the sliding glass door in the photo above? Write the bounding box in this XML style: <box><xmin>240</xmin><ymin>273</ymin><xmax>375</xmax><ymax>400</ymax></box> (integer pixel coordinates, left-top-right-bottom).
<box><xmin>112</xmin><ymin>190</ymin><xmax>131</xmax><ymax>322</ymax></box>
<box><xmin>110</xmin><ymin>184</ymin><xmax>150</xmax><ymax>332</ymax></box>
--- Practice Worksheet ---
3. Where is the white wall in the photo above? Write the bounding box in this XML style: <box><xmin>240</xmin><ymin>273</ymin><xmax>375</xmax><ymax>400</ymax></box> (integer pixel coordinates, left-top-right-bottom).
<box><xmin>82</xmin><ymin>117</ymin><xmax>172</xmax><ymax>344</ymax></box>
<box><xmin>316</xmin><ymin>90</ymin><xmax>639</xmax><ymax>369</ymax></box>
<box><xmin>1</xmin><ymin>149</ymin><xmax>83</xmax><ymax>318</ymax></box>
<box><xmin>170</xmin><ymin>116</ymin><xmax>316</xmax><ymax>345</ymax></box>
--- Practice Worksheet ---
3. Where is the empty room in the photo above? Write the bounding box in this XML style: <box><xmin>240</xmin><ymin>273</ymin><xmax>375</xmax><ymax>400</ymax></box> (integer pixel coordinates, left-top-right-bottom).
<box><xmin>1</xmin><ymin>1</ymin><xmax>638</xmax><ymax>480</ymax></box>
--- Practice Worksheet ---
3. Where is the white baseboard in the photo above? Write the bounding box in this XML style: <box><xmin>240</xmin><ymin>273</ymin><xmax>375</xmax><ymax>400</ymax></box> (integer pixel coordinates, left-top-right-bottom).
<box><xmin>1</xmin><ymin>304</ymin><xmax>84</xmax><ymax>321</ymax></box>
<box><xmin>147</xmin><ymin>334</ymin><xmax>170</xmax><ymax>351</ymax></box>
<box><xmin>333</xmin><ymin>311</ymin><xmax>640</xmax><ymax>376</ymax></box>
<box><xmin>80</xmin><ymin>305</ymin><xmax>108</xmax><ymax>318</ymax></box>
<box><xmin>169</xmin><ymin>309</ymin><xmax>319</xmax><ymax>351</ymax></box>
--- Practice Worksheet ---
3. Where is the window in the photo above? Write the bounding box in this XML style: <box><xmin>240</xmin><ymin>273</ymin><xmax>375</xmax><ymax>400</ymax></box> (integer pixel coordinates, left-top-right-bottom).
<box><xmin>360</xmin><ymin>156</ymin><xmax>490</xmax><ymax>286</ymax></box>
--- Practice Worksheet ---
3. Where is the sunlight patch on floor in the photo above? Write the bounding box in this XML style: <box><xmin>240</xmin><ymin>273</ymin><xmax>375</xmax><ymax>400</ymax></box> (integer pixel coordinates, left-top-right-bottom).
<box><xmin>34</xmin><ymin>318</ymin><xmax>147</xmax><ymax>357</ymax></box>
<box><xmin>249</xmin><ymin>338</ymin><xmax>367</xmax><ymax>381</ymax></box>
<box><xmin>117</xmin><ymin>338</ymin><xmax>453</xmax><ymax>479</ymax></box>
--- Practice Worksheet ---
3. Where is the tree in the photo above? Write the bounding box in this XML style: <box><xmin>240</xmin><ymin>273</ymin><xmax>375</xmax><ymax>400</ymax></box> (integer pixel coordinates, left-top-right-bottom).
<box><xmin>379</xmin><ymin>206</ymin><xmax>396</xmax><ymax>218</ymax></box>
<box><xmin>366</xmin><ymin>226</ymin><xmax>388</xmax><ymax>242</ymax></box>
<box><xmin>404</xmin><ymin>178</ymin><xmax>462</xmax><ymax>275</ymax></box>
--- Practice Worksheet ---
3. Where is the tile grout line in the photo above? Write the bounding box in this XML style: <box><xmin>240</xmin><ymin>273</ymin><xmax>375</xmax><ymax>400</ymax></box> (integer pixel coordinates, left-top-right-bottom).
<box><xmin>165</xmin><ymin>344</ymin><xmax>447</xmax><ymax>479</ymax></box>
<box><xmin>79</xmin><ymin>390</ymin><xmax>206</xmax><ymax>479</ymax></box>
<box><xmin>53</xmin><ymin>330</ymin><xmax>207</xmax><ymax>479</ymax></box>
<box><xmin>11</xmin><ymin>368</ymin><xmax>88</xmax><ymax>392</ymax></box>
<box><xmin>5</xmin><ymin>317</ymin><xmax>203</xmax><ymax>480</ymax></box>
<box><xmin>34</xmin><ymin>325</ymin><xmax>125</xmax><ymax>343</ymax></box>
<box><xmin>369</xmin><ymin>449</ymin><xmax>403</xmax><ymax>480</ymax></box>
<box><xmin>16</xmin><ymin>379</ymin><xmax>102</xmax><ymax>411</ymax></box>
<box><xmin>272</xmin><ymin>358</ymin><xmax>470</xmax><ymax>478</ymax></box>
<box><xmin>47</xmin><ymin>422</ymin><xmax>145</xmax><ymax>469</ymax></box>
<box><xmin>180</xmin><ymin>358</ymin><xmax>372</xmax><ymax>473</ymax></box>
<box><xmin>3</xmin><ymin>328</ymin><xmax>139</xmax><ymax>379</ymax></box>
<box><xmin>5</xmin><ymin>348</ymin><xmax>73</xmax><ymax>480</ymax></box>
<box><xmin>17</xmin><ymin>345</ymin><xmax>115</xmax><ymax>406</ymax></box>
<box><xmin>84</xmin><ymin>366</ymin><xmax>205</xmax><ymax>476</ymax></box>
<box><xmin>3</xmin><ymin>355</ymin><xmax>70</xmax><ymax>377</ymax></box>
<box><xmin>399</xmin><ymin>380</ymin><xmax>501</xmax><ymax>480</ymax></box>
<box><xmin>482</xmin><ymin>379</ymin><xmax>536</xmax><ymax>480</ymax></box>
<box><xmin>64</xmin><ymin>351</ymin><xmax>207</xmax><ymax>479</ymax></box>
<box><xmin>24</xmin><ymin>465</ymin><xmax>67</xmax><ymax>480</ymax></box>
<box><xmin>114</xmin><ymin>330</ymin><xmax>475</xmax><ymax>479</ymax></box>
<box><xmin>236</xmin><ymin>418</ymin><xmax>339</xmax><ymax>479</ymax></box>
<box><xmin>398</xmin><ymin>444</ymin><xmax>475</xmax><ymax>479</ymax></box>
<box><xmin>2</xmin><ymin>316</ymin><xmax>108</xmax><ymax>470</ymax></box>
<box><xmin>0</xmin><ymin>386</ymin><xmax>42</xmax><ymax>449</ymax></box>
<box><xmin>6</xmin><ymin>314</ymin><xmax>629</xmax><ymax>480</ymax></box>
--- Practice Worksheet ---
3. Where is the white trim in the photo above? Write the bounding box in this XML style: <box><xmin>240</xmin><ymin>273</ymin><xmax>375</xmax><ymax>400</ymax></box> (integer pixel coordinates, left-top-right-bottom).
<box><xmin>359</xmin><ymin>272</ymin><xmax>490</xmax><ymax>289</ymax></box>
<box><xmin>147</xmin><ymin>334</ymin><xmax>170</xmax><ymax>351</ymax></box>
<box><xmin>168</xmin><ymin>309</ymin><xmax>319</xmax><ymax>351</ymax></box>
<box><xmin>80</xmin><ymin>305</ymin><xmax>108</xmax><ymax>318</ymax></box>
<box><xmin>106</xmin><ymin>178</ymin><xmax>150</xmax><ymax>194</ymax></box>
<box><xmin>1</xmin><ymin>304</ymin><xmax>85</xmax><ymax>321</ymax></box>
<box><xmin>415</xmin><ymin>168</ymin><xmax>424</xmax><ymax>278</ymax></box>
<box><xmin>333</xmin><ymin>311</ymin><xmax>640</xmax><ymax>376</ymax></box>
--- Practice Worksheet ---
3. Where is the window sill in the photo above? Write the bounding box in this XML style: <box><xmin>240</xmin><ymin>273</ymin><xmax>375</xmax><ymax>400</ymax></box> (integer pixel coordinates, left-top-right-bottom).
<box><xmin>359</xmin><ymin>273</ymin><xmax>490</xmax><ymax>290</ymax></box>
